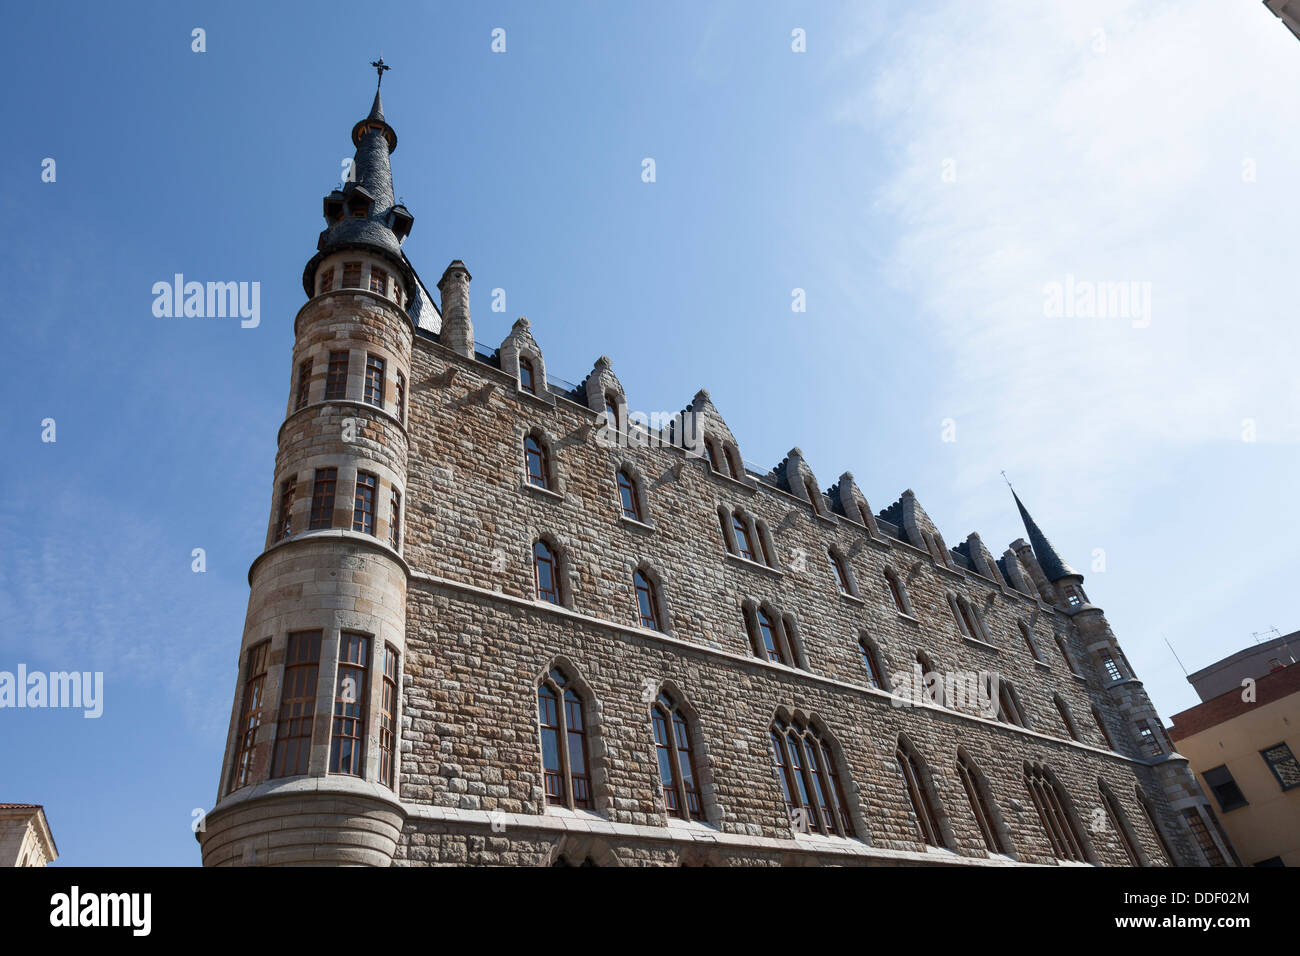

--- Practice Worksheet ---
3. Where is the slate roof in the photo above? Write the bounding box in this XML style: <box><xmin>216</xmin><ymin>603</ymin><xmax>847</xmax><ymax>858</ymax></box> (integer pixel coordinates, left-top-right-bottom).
<box><xmin>1013</xmin><ymin>491</ymin><xmax>1079</xmax><ymax>582</ymax></box>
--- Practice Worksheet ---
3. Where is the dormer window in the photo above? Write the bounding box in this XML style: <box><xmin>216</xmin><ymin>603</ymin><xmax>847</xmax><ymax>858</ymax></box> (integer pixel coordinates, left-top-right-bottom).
<box><xmin>519</xmin><ymin>358</ymin><xmax>536</xmax><ymax>395</ymax></box>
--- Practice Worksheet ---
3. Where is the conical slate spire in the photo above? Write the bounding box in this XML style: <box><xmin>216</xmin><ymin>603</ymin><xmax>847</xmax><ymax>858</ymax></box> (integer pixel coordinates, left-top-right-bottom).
<box><xmin>1012</xmin><ymin>490</ymin><xmax>1080</xmax><ymax>582</ymax></box>
<box><xmin>302</xmin><ymin>66</ymin><xmax>414</xmax><ymax>301</ymax></box>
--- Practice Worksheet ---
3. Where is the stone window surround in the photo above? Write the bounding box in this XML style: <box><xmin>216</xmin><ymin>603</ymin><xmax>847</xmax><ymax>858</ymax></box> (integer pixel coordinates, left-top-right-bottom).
<box><xmin>631</xmin><ymin>561</ymin><xmax>674</xmax><ymax>635</ymax></box>
<box><xmin>268</xmin><ymin>457</ymin><xmax>403</xmax><ymax>550</ymax></box>
<box><xmin>222</xmin><ymin>622</ymin><xmax>399</xmax><ymax>798</ymax></box>
<box><xmin>647</xmin><ymin>680</ymin><xmax>721</xmax><ymax>827</ymax></box>
<box><xmin>312</xmin><ymin>250</ymin><xmax>405</xmax><ymax>310</ymax></box>
<box><xmin>895</xmin><ymin>733</ymin><xmax>958</xmax><ymax>850</ymax></box>
<box><xmin>614</xmin><ymin>461</ymin><xmax>653</xmax><ymax>526</ymax></box>
<box><xmin>533</xmin><ymin>656</ymin><xmax>612</xmax><ymax>816</ymax></box>
<box><xmin>286</xmin><ymin>342</ymin><xmax>409</xmax><ymax>427</ymax></box>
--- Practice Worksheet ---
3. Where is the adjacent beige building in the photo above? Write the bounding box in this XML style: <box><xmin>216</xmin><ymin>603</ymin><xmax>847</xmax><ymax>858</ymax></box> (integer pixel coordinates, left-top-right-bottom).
<box><xmin>1170</xmin><ymin>633</ymin><xmax>1300</xmax><ymax>866</ymax></box>
<box><xmin>0</xmin><ymin>804</ymin><xmax>58</xmax><ymax>867</ymax></box>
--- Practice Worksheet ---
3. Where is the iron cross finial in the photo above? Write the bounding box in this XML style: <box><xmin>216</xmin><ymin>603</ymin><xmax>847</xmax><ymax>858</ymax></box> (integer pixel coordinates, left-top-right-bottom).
<box><xmin>370</xmin><ymin>57</ymin><xmax>391</xmax><ymax>89</ymax></box>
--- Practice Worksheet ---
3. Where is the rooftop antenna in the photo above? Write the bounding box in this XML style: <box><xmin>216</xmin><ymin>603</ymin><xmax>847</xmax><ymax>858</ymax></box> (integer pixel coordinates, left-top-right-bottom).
<box><xmin>1251</xmin><ymin>626</ymin><xmax>1281</xmax><ymax>645</ymax></box>
<box><xmin>1163</xmin><ymin>632</ymin><xmax>1189</xmax><ymax>677</ymax></box>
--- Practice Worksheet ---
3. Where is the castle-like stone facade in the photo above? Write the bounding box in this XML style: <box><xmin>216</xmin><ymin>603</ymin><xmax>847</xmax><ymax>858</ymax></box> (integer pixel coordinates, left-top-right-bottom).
<box><xmin>198</xmin><ymin>82</ymin><xmax>1235</xmax><ymax>867</ymax></box>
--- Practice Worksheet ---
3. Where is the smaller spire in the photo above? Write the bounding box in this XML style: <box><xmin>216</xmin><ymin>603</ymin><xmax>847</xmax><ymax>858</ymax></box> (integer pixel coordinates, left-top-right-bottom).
<box><xmin>1010</xmin><ymin>488</ymin><xmax>1080</xmax><ymax>582</ymax></box>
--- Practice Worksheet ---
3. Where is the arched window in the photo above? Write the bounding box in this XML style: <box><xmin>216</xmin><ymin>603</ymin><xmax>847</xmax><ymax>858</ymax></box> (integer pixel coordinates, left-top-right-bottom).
<box><xmin>634</xmin><ymin>569</ymin><xmax>661</xmax><ymax>630</ymax></box>
<box><xmin>1092</xmin><ymin>704</ymin><xmax>1117</xmax><ymax>751</ymax></box>
<box><xmin>525</xmin><ymin>435</ymin><xmax>552</xmax><ymax>490</ymax></box>
<box><xmin>1054</xmin><ymin>694</ymin><xmax>1082</xmax><ymax>741</ymax></box>
<box><xmin>769</xmin><ymin>717</ymin><xmax>853</xmax><ymax>837</ymax></box>
<box><xmin>732</xmin><ymin>513</ymin><xmax>754</xmax><ymax>560</ymax></box>
<box><xmin>1135</xmin><ymin>785</ymin><xmax>1175</xmax><ymax>865</ymax></box>
<box><xmin>1055</xmin><ymin>634</ymin><xmax>1082</xmax><ymax>676</ymax></box>
<box><xmin>998</xmin><ymin>680</ymin><xmax>1028</xmax><ymax>728</ymax></box>
<box><xmin>859</xmin><ymin>636</ymin><xmax>886</xmax><ymax>690</ymax></box>
<box><xmin>604</xmin><ymin>394</ymin><xmax>620</xmax><ymax>430</ymax></box>
<box><xmin>519</xmin><ymin>356</ymin><xmax>536</xmax><ymax>394</ymax></box>
<box><xmin>533</xmin><ymin>540</ymin><xmax>560</xmax><ymax>604</ymax></box>
<box><xmin>897</xmin><ymin>739</ymin><xmax>946</xmax><ymax>847</ymax></box>
<box><xmin>755</xmin><ymin>607</ymin><xmax>783</xmax><ymax>664</ymax></box>
<box><xmin>1019</xmin><ymin>621</ymin><xmax>1043</xmax><ymax>662</ymax></box>
<box><xmin>884</xmin><ymin>569</ymin><xmax>910</xmax><ymax>615</ymax></box>
<box><xmin>952</xmin><ymin>595</ymin><xmax>985</xmax><ymax>642</ymax></box>
<box><xmin>803</xmin><ymin>478</ymin><xmax>824</xmax><ymax>516</ymax></box>
<box><xmin>957</xmin><ymin>751</ymin><xmax>1009</xmax><ymax>854</ymax></box>
<box><xmin>229</xmin><ymin>640</ymin><xmax>270</xmax><ymax>792</ymax></box>
<box><xmin>651</xmin><ymin>692</ymin><xmax>703</xmax><ymax>821</ymax></box>
<box><xmin>538</xmin><ymin>668</ymin><xmax>592</xmax><ymax>809</ymax></box>
<box><xmin>723</xmin><ymin>443</ymin><xmax>744</xmax><ymax>481</ymax></box>
<box><xmin>616</xmin><ymin>469</ymin><xmax>641</xmax><ymax>521</ymax></box>
<box><xmin>1100</xmin><ymin>781</ymin><xmax>1145</xmax><ymax>865</ymax></box>
<box><xmin>828</xmin><ymin>548</ymin><xmax>852</xmax><ymax>595</ymax></box>
<box><xmin>916</xmin><ymin>650</ymin><xmax>942</xmax><ymax>706</ymax></box>
<box><xmin>705</xmin><ymin>438</ymin><xmax>724</xmax><ymax>474</ymax></box>
<box><xmin>754</xmin><ymin>519</ymin><xmax>778</xmax><ymax>567</ymax></box>
<box><xmin>1024</xmin><ymin>763</ymin><xmax>1090</xmax><ymax>862</ymax></box>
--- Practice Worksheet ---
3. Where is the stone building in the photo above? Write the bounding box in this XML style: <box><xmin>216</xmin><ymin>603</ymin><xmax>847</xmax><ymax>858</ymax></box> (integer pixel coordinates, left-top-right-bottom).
<box><xmin>0</xmin><ymin>804</ymin><xmax>58</xmax><ymax>867</ymax></box>
<box><xmin>198</xmin><ymin>77</ymin><xmax>1233</xmax><ymax>867</ymax></box>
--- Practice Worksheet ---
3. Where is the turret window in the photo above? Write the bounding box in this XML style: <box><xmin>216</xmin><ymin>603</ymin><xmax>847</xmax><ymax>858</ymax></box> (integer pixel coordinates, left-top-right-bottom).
<box><xmin>1101</xmin><ymin>651</ymin><xmax>1124</xmax><ymax>683</ymax></box>
<box><xmin>395</xmin><ymin>371</ymin><xmax>406</xmax><ymax>423</ymax></box>
<box><xmin>309</xmin><ymin>468</ymin><xmax>337</xmax><ymax>530</ymax></box>
<box><xmin>342</xmin><ymin>262</ymin><xmax>363</xmax><ymax>288</ymax></box>
<box><xmin>228</xmin><ymin>640</ymin><xmax>270</xmax><ymax>792</ymax></box>
<box><xmin>295</xmin><ymin>359</ymin><xmax>313</xmax><ymax>411</ymax></box>
<box><xmin>325</xmin><ymin>351</ymin><xmax>349</xmax><ymax>400</ymax></box>
<box><xmin>275</xmin><ymin>477</ymin><xmax>295</xmax><ymax>541</ymax></box>
<box><xmin>318</xmin><ymin>267</ymin><xmax>334</xmax><ymax>295</ymax></box>
<box><xmin>369</xmin><ymin>267</ymin><xmax>389</xmax><ymax>295</ymax></box>
<box><xmin>270</xmin><ymin>630</ymin><xmax>322</xmax><ymax>778</ymax></box>
<box><xmin>353</xmin><ymin>472</ymin><xmax>377</xmax><ymax>535</ymax></box>
<box><xmin>379</xmin><ymin>645</ymin><xmax>399</xmax><ymax>789</ymax></box>
<box><xmin>388</xmin><ymin>489</ymin><xmax>401</xmax><ymax>550</ymax></box>
<box><xmin>329</xmin><ymin>632</ymin><xmax>370</xmax><ymax>776</ymax></box>
<box><xmin>364</xmin><ymin>354</ymin><xmax>385</xmax><ymax>407</ymax></box>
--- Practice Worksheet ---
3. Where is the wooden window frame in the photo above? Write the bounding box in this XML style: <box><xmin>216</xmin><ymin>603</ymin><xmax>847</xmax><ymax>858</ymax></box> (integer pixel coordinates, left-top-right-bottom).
<box><xmin>295</xmin><ymin>358</ymin><xmax>312</xmax><ymax>410</ymax></box>
<box><xmin>329</xmin><ymin>631</ymin><xmax>371</xmax><ymax>777</ymax></box>
<box><xmin>859</xmin><ymin>638</ymin><xmax>884</xmax><ymax>689</ymax></box>
<box><xmin>368</xmin><ymin>266</ymin><xmax>388</xmax><ymax>296</ymax></box>
<box><xmin>352</xmin><ymin>471</ymin><xmax>377</xmax><ymax>535</ymax></box>
<box><xmin>325</xmin><ymin>350</ymin><xmax>349</xmax><ymax>400</ymax></box>
<box><xmin>1024</xmin><ymin>764</ymin><xmax>1088</xmax><ymax>862</ymax></box>
<box><xmin>537</xmin><ymin>669</ymin><xmax>593</xmax><ymax>810</ymax></box>
<box><xmin>533</xmin><ymin>540</ymin><xmax>560</xmax><ymax>604</ymax></box>
<box><xmin>617</xmin><ymin>469</ymin><xmax>640</xmax><ymax>521</ymax></box>
<box><xmin>318</xmin><ymin>267</ymin><xmax>334</xmax><ymax>295</ymax></box>
<box><xmin>651</xmin><ymin>693</ymin><xmax>703</xmax><ymax>821</ymax></box>
<box><xmin>525</xmin><ymin>435</ymin><xmax>550</xmax><ymax>490</ymax></box>
<box><xmin>388</xmin><ymin>488</ymin><xmax>401</xmax><ymax>550</ymax></box>
<box><xmin>379</xmin><ymin>644</ymin><xmax>398</xmax><ymax>789</ymax></box>
<box><xmin>634</xmin><ymin>569</ymin><xmax>661</xmax><ymax>630</ymax></box>
<box><xmin>732</xmin><ymin>513</ymin><xmax>754</xmax><ymax>561</ymax></box>
<box><xmin>270</xmin><ymin>630</ymin><xmax>322</xmax><ymax>778</ymax></box>
<box><xmin>275</xmin><ymin>476</ymin><xmax>296</xmax><ymax>542</ymax></box>
<box><xmin>308</xmin><ymin>468</ymin><xmax>337</xmax><ymax>530</ymax></box>
<box><xmin>898</xmin><ymin>742</ymin><xmax>944</xmax><ymax>847</ymax></box>
<box><xmin>228</xmin><ymin>640</ymin><xmax>271</xmax><ymax>792</ymax></box>
<box><xmin>364</xmin><ymin>354</ymin><xmax>385</xmax><ymax>407</ymax></box>
<box><xmin>341</xmin><ymin>261</ymin><xmax>362</xmax><ymax>289</ymax></box>
<box><xmin>770</xmin><ymin>718</ymin><xmax>853</xmax><ymax>837</ymax></box>
<box><xmin>518</xmin><ymin>357</ymin><xmax>536</xmax><ymax>394</ymax></box>
<box><xmin>957</xmin><ymin>753</ymin><xmax>1006</xmax><ymax>854</ymax></box>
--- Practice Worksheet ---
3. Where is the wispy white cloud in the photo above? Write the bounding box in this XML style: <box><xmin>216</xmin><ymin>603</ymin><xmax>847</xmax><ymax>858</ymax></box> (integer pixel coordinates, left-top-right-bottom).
<box><xmin>830</xmin><ymin>0</ymin><xmax>1300</xmax><ymax>517</ymax></box>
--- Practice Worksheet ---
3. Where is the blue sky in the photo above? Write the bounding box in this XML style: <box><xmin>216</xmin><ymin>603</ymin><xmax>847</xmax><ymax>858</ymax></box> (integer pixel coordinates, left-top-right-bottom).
<box><xmin>0</xmin><ymin>1</ymin><xmax>1296</xmax><ymax>865</ymax></box>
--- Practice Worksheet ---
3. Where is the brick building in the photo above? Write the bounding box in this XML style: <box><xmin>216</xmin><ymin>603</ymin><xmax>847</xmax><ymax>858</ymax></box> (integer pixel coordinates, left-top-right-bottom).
<box><xmin>197</xmin><ymin>76</ymin><xmax>1232</xmax><ymax>867</ymax></box>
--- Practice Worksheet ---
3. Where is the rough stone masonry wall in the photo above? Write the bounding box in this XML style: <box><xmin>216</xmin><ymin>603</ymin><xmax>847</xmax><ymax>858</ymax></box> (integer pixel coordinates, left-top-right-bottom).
<box><xmin>394</xmin><ymin>330</ymin><xmax>1184</xmax><ymax>866</ymax></box>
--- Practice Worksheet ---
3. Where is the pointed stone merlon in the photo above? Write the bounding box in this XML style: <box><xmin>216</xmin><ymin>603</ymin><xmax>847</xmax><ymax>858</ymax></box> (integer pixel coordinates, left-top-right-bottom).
<box><xmin>438</xmin><ymin>260</ymin><xmax>474</xmax><ymax>359</ymax></box>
